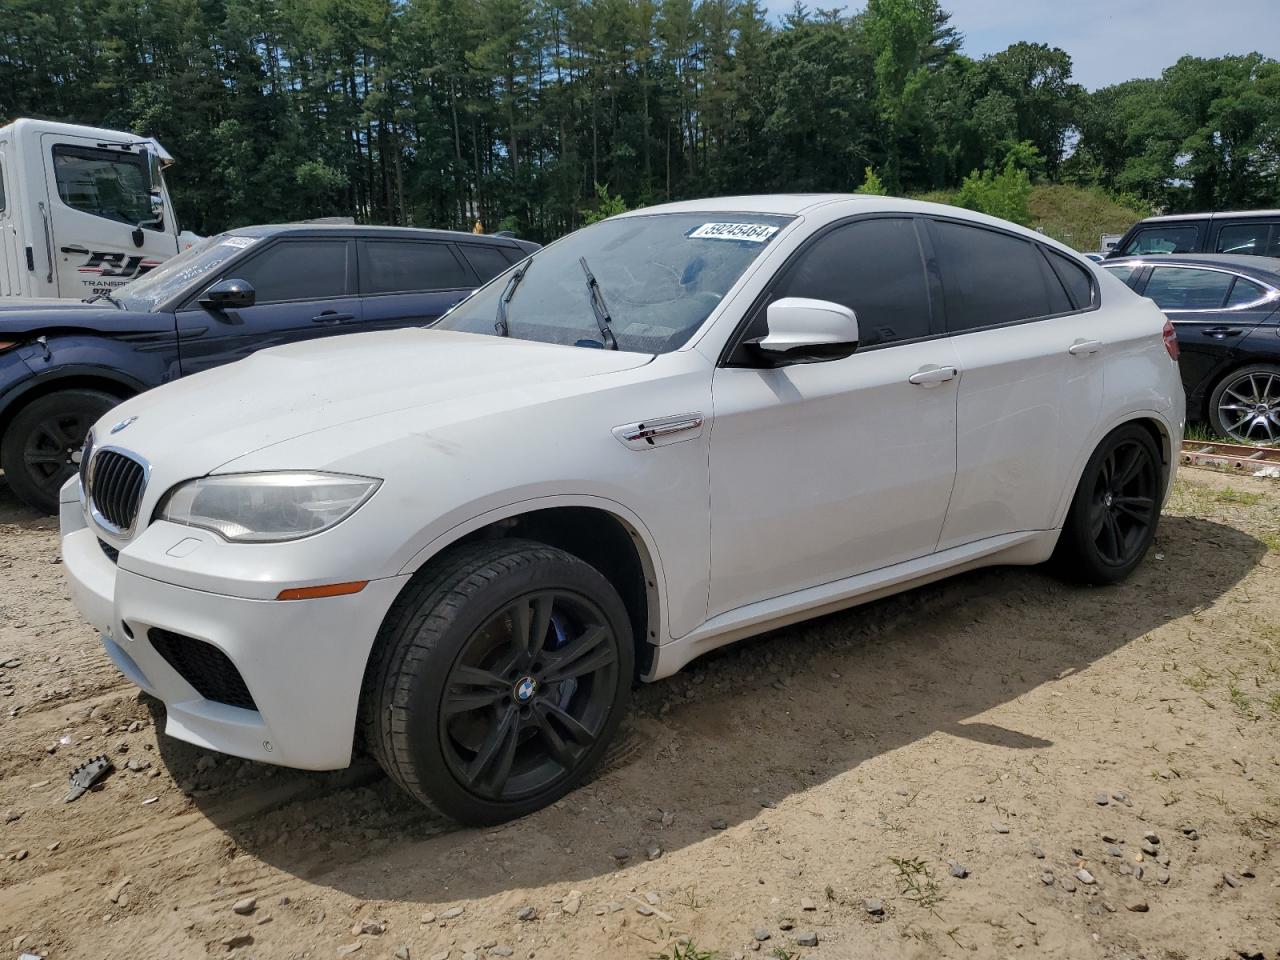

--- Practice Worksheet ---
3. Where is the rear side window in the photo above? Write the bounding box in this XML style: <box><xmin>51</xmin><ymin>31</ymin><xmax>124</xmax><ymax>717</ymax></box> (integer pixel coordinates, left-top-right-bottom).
<box><xmin>235</xmin><ymin>240</ymin><xmax>350</xmax><ymax>303</ymax></box>
<box><xmin>931</xmin><ymin>220</ymin><xmax>1060</xmax><ymax>332</ymax></box>
<box><xmin>460</xmin><ymin>244</ymin><xmax>517</xmax><ymax>283</ymax></box>
<box><xmin>769</xmin><ymin>217</ymin><xmax>933</xmax><ymax>346</ymax></box>
<box><xmin>359</xmin><ymin>240</ymin><xmax>472</xmax><ymax>295</ymax></box>
<box><xmin>1142</xmin><ymin>267</ymin><xmax>1234</xmax><ymax>310</ymax></box>
<box><xmin>1045</xmin><ymin>249</ymin><xmax>1095</xmax><ymax>310</ymax></box>
<box><xmin>1120</xmin><ymin>225</ymin><xmax>1198</xmax><ymax>256</ymax></box>
<box><xmin>1226</xmin><ymin>276</ymin><xmax>1267</xmax><ymax>307</ymax></box>
<box><xmin>1216</xmin><ymin>223</ymin><xmax>1280</xmax><ymax>257</ymax></box>
<box><xmin>1104</xmin><ymin>264</ymin><xmax>1139</xmax><ymax>286</ymax></box>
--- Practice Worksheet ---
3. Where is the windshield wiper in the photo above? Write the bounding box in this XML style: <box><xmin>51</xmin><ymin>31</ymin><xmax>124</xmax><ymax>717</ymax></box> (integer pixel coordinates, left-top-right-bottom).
<box><xmin>84</xmin><ymin>291</ymin><xmax>124</xmax><ymax>310</ymax></box>
<box><xmin>494</xmin><ymin>258</ymin><xmax>533</xmax><ymax>337</ymax></box>
<box><xmin>578</xmin><ymin>256</ymin><xmax>618</xmax><ymax>350</ymax></box>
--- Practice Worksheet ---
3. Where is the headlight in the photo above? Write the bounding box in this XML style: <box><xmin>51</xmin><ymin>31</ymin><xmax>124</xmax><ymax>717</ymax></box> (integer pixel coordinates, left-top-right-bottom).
<box><xmin>157</xmin><ymin>472</ymin><xmax>380</xmax><ymax>543</ymax></box>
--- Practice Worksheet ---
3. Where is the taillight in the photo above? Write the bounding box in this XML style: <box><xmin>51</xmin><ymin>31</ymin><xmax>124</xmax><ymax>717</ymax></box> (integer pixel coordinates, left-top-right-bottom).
<box><xmin>1162</xmin><ymin>320</ymin><xmax>1179</xmax><ymax>361</ymax></box>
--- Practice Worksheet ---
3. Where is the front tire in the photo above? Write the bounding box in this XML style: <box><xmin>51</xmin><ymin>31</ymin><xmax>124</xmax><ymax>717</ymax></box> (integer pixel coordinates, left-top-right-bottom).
<box><xmin>1054</xmin><ymin>424</ymin><xmax>1162</xmax><ymax>584</ymax></box>
<box><xmin>0</xmin><ymin>389</ymin><xmax>119</xmax><ymax>514</ymax></box>
<box><xmin>362</xmin><ymin>539</ymin><xmax>633</xmax><ymax>825</ymax></box>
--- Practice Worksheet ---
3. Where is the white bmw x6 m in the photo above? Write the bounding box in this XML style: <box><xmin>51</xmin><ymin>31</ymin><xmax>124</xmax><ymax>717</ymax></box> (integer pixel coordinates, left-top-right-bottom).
<box><xmin>61</xmin><ymin>196</ymin><xmax>1185</xmax><ymax>824</ymax></box>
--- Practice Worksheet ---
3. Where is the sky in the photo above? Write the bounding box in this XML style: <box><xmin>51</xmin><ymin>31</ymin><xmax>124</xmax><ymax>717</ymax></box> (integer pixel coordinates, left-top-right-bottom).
<box><xmin>763</xmin><ymin>0</ymin><xmax>1280</xmax><ymax>90</ymax></box>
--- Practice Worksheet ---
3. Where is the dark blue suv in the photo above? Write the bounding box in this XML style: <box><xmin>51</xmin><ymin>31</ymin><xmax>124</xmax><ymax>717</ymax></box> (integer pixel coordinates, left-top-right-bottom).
<box><xmin>0</xmin><ymin>224</ymin><xmax>538</xmax><ymax>512</ymax></box>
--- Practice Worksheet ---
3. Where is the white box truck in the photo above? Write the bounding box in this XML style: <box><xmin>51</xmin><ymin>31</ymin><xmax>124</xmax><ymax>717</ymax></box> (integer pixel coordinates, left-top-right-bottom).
<box><xmin>0</xmin><ymin>118</ymin><xmax>194</xmax><ymax>300</ymax></box>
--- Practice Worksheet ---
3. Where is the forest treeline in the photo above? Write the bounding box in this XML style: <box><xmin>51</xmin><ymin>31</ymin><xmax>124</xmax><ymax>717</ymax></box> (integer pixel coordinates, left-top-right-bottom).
<box><xmin>2</xmin><ymin>0</ymin><xmax>1277</xmax><ymax>240</ymax></box>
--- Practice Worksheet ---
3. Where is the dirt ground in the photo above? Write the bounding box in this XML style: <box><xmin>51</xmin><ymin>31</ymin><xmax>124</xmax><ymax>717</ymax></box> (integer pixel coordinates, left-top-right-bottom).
<box><xmin>1</xmin><ymin>466</ymin><xmax>1278</xmax><ymax>960</ymax></box>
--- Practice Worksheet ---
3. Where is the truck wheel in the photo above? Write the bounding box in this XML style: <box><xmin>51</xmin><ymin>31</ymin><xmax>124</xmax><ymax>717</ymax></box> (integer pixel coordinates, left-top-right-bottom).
<box><xmin>0</xmin><ymin>389</ymin><xmax>119</xmax><ymax>514</ymax></box>
<box><xmin>1053</xmin><ymin>423</ymin><xmax>1162</xmax><ymax>584</ymax></box>
<box><xmin>362</xmin><ymin>539</ymin><xmax>633</xmax><ymax>825</ymax></box>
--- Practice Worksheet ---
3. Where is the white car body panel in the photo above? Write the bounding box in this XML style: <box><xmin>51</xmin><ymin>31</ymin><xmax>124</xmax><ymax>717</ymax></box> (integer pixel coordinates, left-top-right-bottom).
<box><xmin>59</xmin><ymin>194</ymin><xmax>1185</xmax><ymax>772</ymax></box>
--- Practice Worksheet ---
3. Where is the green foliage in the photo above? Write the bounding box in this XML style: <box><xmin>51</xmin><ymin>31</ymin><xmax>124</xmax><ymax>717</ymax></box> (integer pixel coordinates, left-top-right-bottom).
<box><xmin>581</xmin><ymin>182</ymin><xmax>628</xmax><ymax>225</ymax></box>
<box><xmin>956</xmin><ymin>159</ymin><xmax>1032</xmax><ymax>225</ymax></box>
<box><xmin>856</xmin><ymin>166</ymin><xmax>886</xmax><ymax>195</ymax></box>
<box><xmin>0</xmin><ymin>0</ymin><xmax>1274</xmax><ymax>239</ymax></box>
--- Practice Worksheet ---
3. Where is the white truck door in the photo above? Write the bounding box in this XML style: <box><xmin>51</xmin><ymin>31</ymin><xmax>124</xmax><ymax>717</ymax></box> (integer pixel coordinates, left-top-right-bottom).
<box><xmin>0</xmin><ymin>142</ymin><xmax>21</xmax><ymax>296</ymax></box>
<box><xmin>40</xmin><ymin>132</ymin><xmax>178</xmax><ymax>299</ymax></box>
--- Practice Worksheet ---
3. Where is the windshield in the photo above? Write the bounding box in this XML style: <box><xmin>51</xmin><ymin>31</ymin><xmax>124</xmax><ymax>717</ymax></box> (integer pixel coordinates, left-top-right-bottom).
<box><xmin>435</xmin><ymin>213</ymin><xmax>792</xmax><ymax>352</ymax></box>
<box><xmin>115</xmin><ymin>233</ymin><xmax>261</xmax><ymax>310</ymax></box>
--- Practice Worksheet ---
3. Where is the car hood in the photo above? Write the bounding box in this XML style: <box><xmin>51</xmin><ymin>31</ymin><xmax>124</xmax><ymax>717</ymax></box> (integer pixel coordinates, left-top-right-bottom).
<box><xmin>93</xmin><ymin>328</ymin><xmax>654</xmax><ymax>478</ymax></box>
<box><xmin>0</xmin><ymin>299</ymin><xmax>167</xmax><ymax>335</ymax></box>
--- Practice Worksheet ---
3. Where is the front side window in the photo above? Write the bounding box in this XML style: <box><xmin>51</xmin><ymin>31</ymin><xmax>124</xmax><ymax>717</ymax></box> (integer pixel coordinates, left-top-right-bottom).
<box><xmin>1120</xmin><ymin>225</ymin><xmax>1198</xmax><ymax>256</ymax></box>
<box><xmin>52</xmin><ymin>145</ymin><xmax>158</xmax><ymax>229</ymax></box>
<box><xmin>234</xmin><ymin>240</ymin><xmax>350</xmax><ymax>303</ymax></box>
<box><xmin>932</xmin><ymin>220</ymin><xmax>1064</xmax><ymax>332</ymax></box>
<box><xmin>766</xmin><ymin>217</ymin><xmax>934</xmax><ymax>346</ymax></box>
<box><xmin>436</xmin><ymin>213</ymin><xmax>791</xmax><ymax>353</ymax></box>
<box><xmin>1143</xmin><ymin>267</ymin><xmax>1234</xmax><ymax>310</ymax></box>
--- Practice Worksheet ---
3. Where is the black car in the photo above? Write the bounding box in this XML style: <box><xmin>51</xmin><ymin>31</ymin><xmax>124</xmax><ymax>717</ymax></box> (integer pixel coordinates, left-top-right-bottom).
<box><xmin>0</xmin><ymin>224</ymin><xmax>538</xmax><ymax>512</ymax></box>
<box><xmin>1106</xmin><ymin>209</ymin><xmax>1280</xmax><ymax>260</ymax></box>
<box><xmin>1102</xmin><ymin>254</ymin><xmax>1280</xmax><ymax>443</ymax></box>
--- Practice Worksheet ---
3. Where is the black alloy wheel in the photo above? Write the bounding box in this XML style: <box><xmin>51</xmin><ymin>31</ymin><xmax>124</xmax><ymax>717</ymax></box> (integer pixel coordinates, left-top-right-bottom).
<box><xmin>439</xmin><ymin>589</ymin><xmax>620</xmax><ymax>803</ymax></box>
<box><xmin>1087</xmin><ymin>437</ymin><xmax>1158</xmax><ymax>567</ymax></box>
<box><xmin>363</xmin><ymin>539</ymin><xmax>633</xmax><ymax>825</ymax></box>
<box><xmin>0</xmin><ymin>389</ymin><xmax>118</xmax><ymax>514</ymax></box>
<box><xmin>1055</xmin><ymin>423</ymin><xmax>1162</xmax><ymax>584</ymax></box>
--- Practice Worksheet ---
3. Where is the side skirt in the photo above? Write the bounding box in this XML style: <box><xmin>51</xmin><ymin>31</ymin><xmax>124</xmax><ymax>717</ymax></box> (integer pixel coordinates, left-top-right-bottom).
<box><xmin>646</xmin><ymin>528</ymin><xmax>1060</xmax><ymax>681</ymax></box>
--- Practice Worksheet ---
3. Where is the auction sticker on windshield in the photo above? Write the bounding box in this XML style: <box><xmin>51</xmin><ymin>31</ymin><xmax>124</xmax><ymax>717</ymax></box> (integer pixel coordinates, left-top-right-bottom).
<box><xmin>220</xmin><ymin>236</ymin><xmax>259</xmax><ymax>249</ymax></box>
<box><xmin>687</xmin><ymin>222</ymin><xmax>780</xmax><ymax>243</ymax></box>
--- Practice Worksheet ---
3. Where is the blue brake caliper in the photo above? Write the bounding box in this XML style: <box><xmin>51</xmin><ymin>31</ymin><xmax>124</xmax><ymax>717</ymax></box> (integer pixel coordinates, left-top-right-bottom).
<box><xmin>546</xmin><ymin>613</ymin><xmax>578</xmax><ymax>709</ymax></box>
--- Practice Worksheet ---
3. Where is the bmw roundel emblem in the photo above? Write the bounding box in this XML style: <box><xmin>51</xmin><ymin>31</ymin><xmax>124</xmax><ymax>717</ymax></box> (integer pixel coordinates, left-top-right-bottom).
<box><xmin>514</xmin><ymin>676</ymin><xmax>537</xmax><ymax>702</ymax></box>
<box><xmin>110</xmin><ymin>415</ymin><xmax>138</xmax><ymax>434</ymax></box>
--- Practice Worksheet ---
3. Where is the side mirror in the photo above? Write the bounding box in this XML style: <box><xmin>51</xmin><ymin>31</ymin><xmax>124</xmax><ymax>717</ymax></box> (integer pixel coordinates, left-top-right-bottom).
<box><xmin>746</xmin><ymin>297</ymin><xmax>860</xmax><ymax>367</ymax></box>
<box><xmin>199</xmin><ymin>278</ymin><xmax>256</xmax><ymax>310</ymax></box>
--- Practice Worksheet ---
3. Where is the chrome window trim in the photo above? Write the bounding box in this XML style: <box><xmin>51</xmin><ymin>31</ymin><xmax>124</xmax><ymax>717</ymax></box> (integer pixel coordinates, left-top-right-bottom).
<box><xmin>84</xmin><ymin>445</ymin><xmax>151</xmax><ymax>539</ymax></box>
<box><xmin>1113</xmin><ymin>260</ymin><xmax>1280</xmax><ymax>315</ymax></box>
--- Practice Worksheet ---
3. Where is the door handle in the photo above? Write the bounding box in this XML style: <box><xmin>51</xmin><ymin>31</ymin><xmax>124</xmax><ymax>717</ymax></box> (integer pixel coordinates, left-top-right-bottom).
<box><xmin>60</xmin><ymin>244</ymin><xmax>89</xmax><ymax>255</ymax></box>
<box><xmin>1068</xmin><ymin>338</ymin><xmax>1103</xmax><ymax>356</ymax></box>
<box><xmin>1206</xmin><ymin>326</ymin><xmax>1243</xmax><ymax>338</ymax></box>
<box><xmin>38</xmin><ymin>202</ymin><xmax>54</xmax><ymax>283</ymax></box>
<box><xmin>908</xmin><ymin>365</ymin><xmax>958</xmax><ymax>386</ymax></box>
<box><xmin>311</xmin><ymin>311</ymin><xmax>355</xmax><ymax>323</ymax></box>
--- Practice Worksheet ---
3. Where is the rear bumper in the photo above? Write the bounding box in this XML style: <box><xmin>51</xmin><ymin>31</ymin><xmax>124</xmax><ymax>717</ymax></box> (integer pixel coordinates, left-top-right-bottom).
<box><xmin>60</xmin><ymin>483</ymin><xmax>408</xmax><ymax>770</ymax></box>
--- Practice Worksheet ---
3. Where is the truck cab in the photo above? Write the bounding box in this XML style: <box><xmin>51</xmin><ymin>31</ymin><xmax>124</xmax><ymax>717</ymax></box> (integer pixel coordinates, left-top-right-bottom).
<box><xmin>0</xmin><ymin>118</ymin><xmax>187</xmax><ymax>300</ymax></box>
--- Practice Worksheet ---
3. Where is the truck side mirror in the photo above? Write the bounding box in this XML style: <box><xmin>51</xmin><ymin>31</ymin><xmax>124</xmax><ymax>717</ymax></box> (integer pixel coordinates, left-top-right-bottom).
<box><xmin>199</xmin><ymin>279</ymin><xmax>256</xmax><ymax>310</ymax></box>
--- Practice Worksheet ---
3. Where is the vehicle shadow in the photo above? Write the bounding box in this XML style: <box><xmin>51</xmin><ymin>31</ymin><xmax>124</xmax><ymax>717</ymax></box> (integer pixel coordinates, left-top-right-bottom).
<box><xmin>0</xmin><ymin>475</ymin><xmax>56</xmax><ymax>530</ymax></box>
<box><xmin>150</xmin><ymin>514</ymin><xmax>1263</xmax><ymax>905</ymax></box>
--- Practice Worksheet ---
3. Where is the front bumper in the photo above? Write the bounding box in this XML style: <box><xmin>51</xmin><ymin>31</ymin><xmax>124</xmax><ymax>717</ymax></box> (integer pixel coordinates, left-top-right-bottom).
<box><xmin>60</xmin><ymin>483</ymin><xmax>409</xmax><ymax>770</ymax></box>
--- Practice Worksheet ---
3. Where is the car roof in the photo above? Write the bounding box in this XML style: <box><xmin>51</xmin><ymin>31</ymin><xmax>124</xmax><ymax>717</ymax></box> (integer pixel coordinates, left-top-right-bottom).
<box><xmin>1102</xmin><ymin>253</ymin><xmax>1280</xmax><ymax>283</ymax></box>
<box><xmin>226</xmin><ymin>223</ymin><xmax>535</xmax><ymax>248</ymax></box>
<box><xmin>1133</xmin><ymin>210</ymin><xmax>1280</xmax><ymax>224</ymax></box>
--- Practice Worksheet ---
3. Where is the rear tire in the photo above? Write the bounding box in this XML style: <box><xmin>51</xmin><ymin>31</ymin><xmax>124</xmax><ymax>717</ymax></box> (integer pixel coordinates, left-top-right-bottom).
<box><xmin>361</xmin><ymin>538</ymin><xmax>633</xmax><ymax>825</ymax></box>
<box><xmin>1207</xmin><ymin>363</ymin><xmax>1280</xmax><ymax>444</ymax></box>
<box><xmin>0</xmin><ymin>389</ymin><xmax>119</xmax><ymax>514</ymax></box>
<box><xmin>1054</xmin><ymin>424</ymin><xmax>1162</xmax><ymax>584</ymax></box>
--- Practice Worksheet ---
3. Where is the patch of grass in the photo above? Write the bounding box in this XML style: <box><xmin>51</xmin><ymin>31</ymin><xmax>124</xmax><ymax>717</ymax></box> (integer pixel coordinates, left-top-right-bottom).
<box><xmin>1267</xmin><ymin>691</ymin><xmax>1280</xmax><ymax>716</ymax></box>
<box><xmin>1228</xmin><ymin>683</ymin><xmax>1253</xmax><ymax>715</ymax></box>
<box><xmin>890</xmin><ymin>856</ymin><xmax>945</xmax><ymax>911</ymax></box>
<box><xmin>1215</xmin><ymin>487</ymin><xmax>1265</xmax><ymax>506</ymax></box>
<box><xmin>770</xmin><ymin>949</ymin><xmax>798</xmax><ymax>960</ymax></box>
<box><xmin>655</xmin><ymin>941</ymin><xmax>717</xmax><ymax>960</ymax></box>
<box><xmin>1182</xmin><ymin>666</ymin><xmax>1216</xmax><ymax>692</ymax></box>
<box><xmin>674</xmin><ymin>886</ymin><xmax>705</xmax><ymax>910</ymax></box>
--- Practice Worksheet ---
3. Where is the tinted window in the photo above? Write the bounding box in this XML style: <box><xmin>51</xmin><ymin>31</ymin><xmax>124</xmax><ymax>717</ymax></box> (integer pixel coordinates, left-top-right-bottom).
<box><xmin>359</xmin><ymin>240</ymin><xmax>471</xmax><ymax>295</ymax></box>
<box><xmin>771</xmin><ymin>218</ymin><xmax>933</xmax><ymax>345</ymax></box>
<box><xmin>1120</xmin><ymin>225</ymin><xmax>1198</xmax><ymax>256</ymax></box>
<box><xmin>1215</xmin><ymin>223</ymin><xmax>1276</xmax><ymax>256</ymax></box>
<box><xmin>1143</xmin><ymin>267</ymin><xmax>1233</xmax><ymax>310</ymax></box>
<box><xmin>1045</xmin><ymin>249</ymin><xmax>1095</xmax><ymax>310</ymax></box>
<box><xmin>235</xmin><ymin>240</ymin><xmax>350</xmax><ymax>303</ymax></box>
<box><xmin>932</xmin><ymin>220</ymin><xmax>1058</xmax><ymax>332</ymax></box>
<box><xmin>1226</xmin><ymin>276</ymin><xmax>1267</xmax><ymax>307</ymax></box>
<box><xmin>1104</xmin><ymin>264</ymin><xmax>1139</xmax><ymax>286</ymax></box>
<box><xmin>460</xmin><ymin>244</ymin><xmax>516</xmax><ymax>283</ymax></box>
<box><xmin>52</xmin><ymin>145</ymin><xmax>159</xmax><ymax>230</ymax></box>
